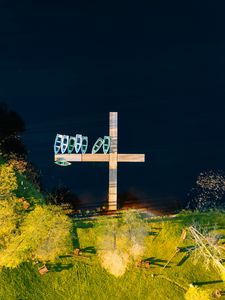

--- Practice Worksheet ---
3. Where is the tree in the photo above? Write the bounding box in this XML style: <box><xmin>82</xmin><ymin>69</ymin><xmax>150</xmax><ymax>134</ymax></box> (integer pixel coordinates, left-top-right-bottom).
<box><xmin>0</xmin><ymin>205</ymin><xmax>73</xmax><ymax>268</ymax></box>
<box><xmin>97</xmin><ymin>210</ymin><xmax>147</xmax><ymax>277</ymax></box>
<box><xmin>0</xmin><ymin>102</ymin><xmax>27</xmax><ymax>158</ymax></box>
<box><xmin>187</xmin><ymin>170</ymin><xmax>225</xmax><ymax>210</ymax></box>
<box><xmin>47</xmin><ymin>186</ymin><xmax>80</xmax><ymax>210</ymax></box>
<box><xmin>0</xmin><ymin>200</ymin><xmax>19</xmax><ymax>248</ymax></box>
<box><xmin>0</xmin><ymin>162</ymin><xmax>73</xmax><ymax>269</ymax></box>
<box><xmin>0</xmin><ymin>163</ymin><xmax>18</xmax><ymax>198</ymax></box>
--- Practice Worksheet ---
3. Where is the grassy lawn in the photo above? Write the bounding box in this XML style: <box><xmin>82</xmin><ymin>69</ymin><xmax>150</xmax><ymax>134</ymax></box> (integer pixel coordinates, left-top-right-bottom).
<box><xmin>0</xmin><ymin>210</ymin><xmax>225</xmax><ymax>300</ymax></box>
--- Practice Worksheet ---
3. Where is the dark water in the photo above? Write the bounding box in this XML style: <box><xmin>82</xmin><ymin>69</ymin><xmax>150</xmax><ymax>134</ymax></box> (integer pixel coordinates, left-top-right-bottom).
<box><xmin>1</xmin><ymin>1</ymin><xmax>225</xmax><ymax>212</ymax></box>
<box><xmin>3</xmin><ymin>97</ymin><xmax>225</xmax><ymax>213</ymax></box>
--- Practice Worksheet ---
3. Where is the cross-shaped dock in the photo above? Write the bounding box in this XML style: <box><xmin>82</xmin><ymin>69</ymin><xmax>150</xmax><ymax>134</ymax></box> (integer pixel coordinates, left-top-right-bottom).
<box><xmin>54</xmin><ymin>112</ymin><xmax>145</xmax><ymax>210</ymax></box>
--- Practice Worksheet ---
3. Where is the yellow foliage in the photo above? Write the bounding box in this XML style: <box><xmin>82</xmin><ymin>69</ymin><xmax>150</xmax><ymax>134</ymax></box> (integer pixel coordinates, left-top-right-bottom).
<box><xmin>0</xmin><ymin>200</ymin><xmax>18</xmax><ymax>247</ymax></box>
<box><xmin>0</xmin><ymin>163</ymin><xmax>17</xmax><ymax>197</ymax></box>
<box><xmin>220</xmin><ymin>269</ymin><xmax>225</xmax><ymax>282</ymax></box>
<box><xmin>0</xmin><ymin>205</ymin><xmax>73</xmax><ymax>268</ymax></box>
<box><xmin>185</xmin><ymin>285</ymin><xmax>210</xmax><ymax>300</ymax></box>
<box><xmin>99</xmin><ymin>249</ymin><xmax>129</xmax><ymax>277</ymax></box>
<box><xmin>0</xmin><ymin>159</ymin><xmax>73</xmax><ymax>268</ymax></box>
<box><xmin>8</xmin><ymin>157</ymin><xmax>27</xmax><ymax>174</ymax></box>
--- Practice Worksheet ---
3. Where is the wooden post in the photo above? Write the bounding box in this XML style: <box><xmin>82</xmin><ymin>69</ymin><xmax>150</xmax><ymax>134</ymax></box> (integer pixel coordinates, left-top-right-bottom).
<box><xmin>109</xmin><ymin>112</ymin><xmax>118</xmax><ymax>210</ymax></box>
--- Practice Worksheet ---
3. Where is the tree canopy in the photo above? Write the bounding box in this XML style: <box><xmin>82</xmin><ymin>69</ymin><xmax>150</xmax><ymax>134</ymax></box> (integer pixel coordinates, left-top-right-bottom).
<box><xmin>0</xmin><ymin>161</ymin><xmax>73</xmax><ymax>269</ymax></box>
<box><xmin>0</xmin><ymin>102</ymin><xmax>27</xmax><ymax>158</ymax></box>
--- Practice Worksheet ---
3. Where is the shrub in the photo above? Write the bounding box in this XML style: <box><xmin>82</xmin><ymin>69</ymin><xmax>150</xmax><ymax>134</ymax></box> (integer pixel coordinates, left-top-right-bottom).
<box><xmin>185</xmin><ymin>285</ymin><xmax>210</xmax><ymax>300</ymax></box>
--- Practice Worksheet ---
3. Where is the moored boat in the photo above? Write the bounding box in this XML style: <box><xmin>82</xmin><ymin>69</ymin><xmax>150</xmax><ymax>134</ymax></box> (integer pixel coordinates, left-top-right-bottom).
<box><xmin>92</xmin><ymin>137</ymin><xmax>104</xmax><ymax>153</ymax></box>
<box><xmin>54</xmin><ymin>157</ymin><xmax>71</xmax><ymax>166</ymax></box>
<box><xmin>103</xmin><ymin>136</ymin><xmax>111</xmax><ymax>154</ymax></box>
<box><xmin>61</xmin><ymin>135</ymin><xmax>69</xmax><ymax>154</ymax></box>
<box><xmin>75</xmin><ymin>134</ymin><xmax>82</xmax><ymax>153</ymax></box>
<box><xmin>68</xmin><ymin>136</ymin><xmax>76</xmax><ymax>153</ymax></box>
<box><xmin>81</xmin><ymin>136</ymin><xmax>88</xmax><ymax>154</ymax></box>
<box><xmin>54</xmin><ymin>134</ymin><xmax>63</xmax><ymax>154</ymax></box>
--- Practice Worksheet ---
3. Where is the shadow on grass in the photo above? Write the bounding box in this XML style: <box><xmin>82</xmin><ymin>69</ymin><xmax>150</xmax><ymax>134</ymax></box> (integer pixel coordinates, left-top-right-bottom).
<box><xmin>148</xmin><ymin>231</ymin><xmax>158</xmax><ymax>237</ymax></box>
<box><xmin>177</xmin><ymin>254</ymin><xmax>190</xmax><ymax>266</ymax></box>
<box><xmin>176</xmin><ymin>245</ymin><xmax>196</xmax><ymax>266</ymax></box>
<box><xmin>145</xmin><ymin>216</ymin><xmax>177</xmax><ymax>224</ymax></box>
<box><xmin>192</xmin><ymin>280</ymin><xmax>224</xmax><ymax>286</ymax></box>
<box><xmin>179</xmin><ymin>246</ymin><xmax>196</xmax><ymax>252</ymax></box>
<box><xmin>71</xmin><ymin>218</ymin><xmax>94</xmax><ymax>249</ymax></box>
<box><xmin>145</xmin><ymin>212</ymin><xmax>225</xmax><ymax>230</ymax></box>
<box><xmin>70</xmin><ymin>219</ymin><xmax>97</xmax><ymax>257</ymax></box>
<box><xmin>72</xmin><ymin>228</ymin><xmax>80</xmax><ymax>249</ymax></box>
<box><xmin>74</xmin><ymin>220</ymin><xmax>94</xmax><ymax>229</ymax></box>
<box><xmin>147</xmin><ymin>227</ymin><xmax>162</xmax><ymax>241</ymax></box>
<box><xmin>58</xmin><ymin>255</ymin><xmax>73</xmax><ymax>258</ymax></box>
<box><xmin>46</xmin><ymin>262</ymin><xmax>73</xmax><ymax>272</ymax></box>
<box><xmin>144</xmin><ymin>257</ymin><xmax>168</xmax><ymax>267</ymax></box>
<box><xmin>202</xmin><ymin>225</ymin><xmax>225</xmax><ymax>232</ymax></box>
<box><xmin>81</xmin><ymin>246</ymin><xmax>96</xmax><ymax>254</ymax></box>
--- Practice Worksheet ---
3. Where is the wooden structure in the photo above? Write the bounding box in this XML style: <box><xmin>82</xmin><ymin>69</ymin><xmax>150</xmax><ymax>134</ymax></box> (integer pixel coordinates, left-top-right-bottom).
<box><xmin>54</xmin><ymin>112</ymin><xmax>145</xmax><ymax>210</ymax></box>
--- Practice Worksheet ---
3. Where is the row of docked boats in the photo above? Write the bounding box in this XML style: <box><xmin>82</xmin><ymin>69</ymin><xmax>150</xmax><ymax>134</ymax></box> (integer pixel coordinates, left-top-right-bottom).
<box><xmin>54</xmin><ymin>134</ymin><xmax>111</xmax><ymax>154</ymax></box>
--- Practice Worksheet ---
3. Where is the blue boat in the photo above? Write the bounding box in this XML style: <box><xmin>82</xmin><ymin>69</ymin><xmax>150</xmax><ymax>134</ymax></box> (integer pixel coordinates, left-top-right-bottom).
<box><xmin>54</xmin><ymin>134</ymin><xmax>63</xmax><ymax>154</ymax></box>
<box><xmin>103</xmin><ymin>136</ymin><xmax>111</xmax><ymax>154</ymax></box>
<box><xmin>68</xmin><ymin>136</ymin><xmax>76</xmax><ymax>153</ymax></box>
<box><xmin>54</xmin><ymin>157</ymin><xmax>71</xmax><ymax>166</ymax></box>
<box><xmin>92</xmin><ymin>137</ymin><xmax>104</xmax><ymax>154</ymax></box>
<box><xmin>75</xmin><ymin>134</ymin><xmax>82</xmax><ymax>153</ymax></box>
<box><xmin>61</xmin><ymin>135</ymin><xmax>69</xmax><ymax>154</ymax></box>
<box><xmin>81</xmin><ymin>136</ymin><xmax>88</xmax><ymax>154</ymax></box>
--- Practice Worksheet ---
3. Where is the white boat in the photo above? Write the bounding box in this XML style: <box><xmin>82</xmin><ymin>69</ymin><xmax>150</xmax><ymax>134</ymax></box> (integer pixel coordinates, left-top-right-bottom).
<box><xmin>54</xmin><ymin>134</ymin><xmax>63</xmax><ymax>154</ymax></box>
<box><xmin>75</xmin><ymin>134</ymin><xmax>82</xmax><ymax>153</ymax></box>
<box><xmin>103</xmin><ymin>136</ymin><xmax>111</xmax><ymax>154</ymax></box>
<box><xmin>92</xmin><ymin>137</ymin><xmax>104</xmax><ymax>154</ymax></box>
<box><xmin>54</xmin><ymin>157</ymin><xmax>71</xmax><ymax>166</ymax></box>
<box><xmin>61</xmin><ymin>135</ymin><xmax>69</xmax><ymax>154</ymax></box>
<box><xmin>81</xmin><ymin>136</ymin><xmax>88</xmax><ymax>154</ymax></box>
<box><xmin>68</xmin><ymin>136</ymin><xmax>76</xmax><ymax>153</ymax></box>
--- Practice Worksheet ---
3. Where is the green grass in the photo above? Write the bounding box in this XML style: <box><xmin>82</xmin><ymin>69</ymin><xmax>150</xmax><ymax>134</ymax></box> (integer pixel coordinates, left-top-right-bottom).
<box><xmin>0</xmin><ymin>210</ymin><xmax>225</xmax><ymax>300</ymax></box>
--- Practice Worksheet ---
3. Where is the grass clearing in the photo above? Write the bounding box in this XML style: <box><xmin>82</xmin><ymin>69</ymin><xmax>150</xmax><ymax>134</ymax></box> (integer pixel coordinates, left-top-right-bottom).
<box><xmin>0</xmin><ymin>210</ymin><xmax>224</xmax><ymax>299</ymax></box>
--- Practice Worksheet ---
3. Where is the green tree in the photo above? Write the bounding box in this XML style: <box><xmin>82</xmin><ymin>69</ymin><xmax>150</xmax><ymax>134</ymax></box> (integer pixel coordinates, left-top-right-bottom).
<box><xmin>0</xmin><ymin>159</ymin><xmax>73</xmax><ymax>269</ymax></box>
<box><xmin>0</xmin><ymin>102</ymin><xmax>26</xmax><ymax>158</ymax></box>
<box><xmin>0</xmin><ymin>163</ymin><xmax>18</xmax><ymax>198</ymax></box>
<box><xmin>0</xmin><ymin>205</ymin><xmax>73</xmax><ymax>268</ymax></box>
<box><xmin>0</xmin><ymin>200</ymin><xmax>19</xmax><ymax>248</ymax></box>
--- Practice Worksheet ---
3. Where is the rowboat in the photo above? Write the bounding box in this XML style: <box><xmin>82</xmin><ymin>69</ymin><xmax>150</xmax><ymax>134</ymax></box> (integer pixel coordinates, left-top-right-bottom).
<box><xmin>75</xmin><ymin>134</ymin><xmax>82</xmax><ymax>153</ymax></box>
<box><xmin>92</xmin><ymin>137</ymin><xmax>104</xmax><ymax>154</ymax></box>
<box><xmin>54</xmin><ymin>134</ymin><xmax>63</xmax><ymax>154</ymax></box>
<box><xmin>54</xmin><ymin>157</ymin><xmax>71</xmax><ymax>166</ymax></box>
<box><xmin>61</xmin><ymin>135</ymin><xmax>69</xmax><ymax>154</ymax></box>
<box><xmin>103</xmin><ymin>136</ymin><xmax>111</xmax><ymax>154</ymax></box>
<box><xmin>68</xmin><ymin>136</ymin><xmax>76</xmax><ymax>153</ymax></box>
<box><xmin>81</xmin><ymin>136</ymin><xmax>88</xmax><ymax>154</ymax></box>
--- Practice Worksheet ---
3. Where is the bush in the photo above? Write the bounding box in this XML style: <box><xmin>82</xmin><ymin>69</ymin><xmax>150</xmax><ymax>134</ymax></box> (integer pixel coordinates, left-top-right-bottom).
<box><xmin>185</xmin><ymin>285</ymin><xmax>210</xmax><ymax>300</ymax></box>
